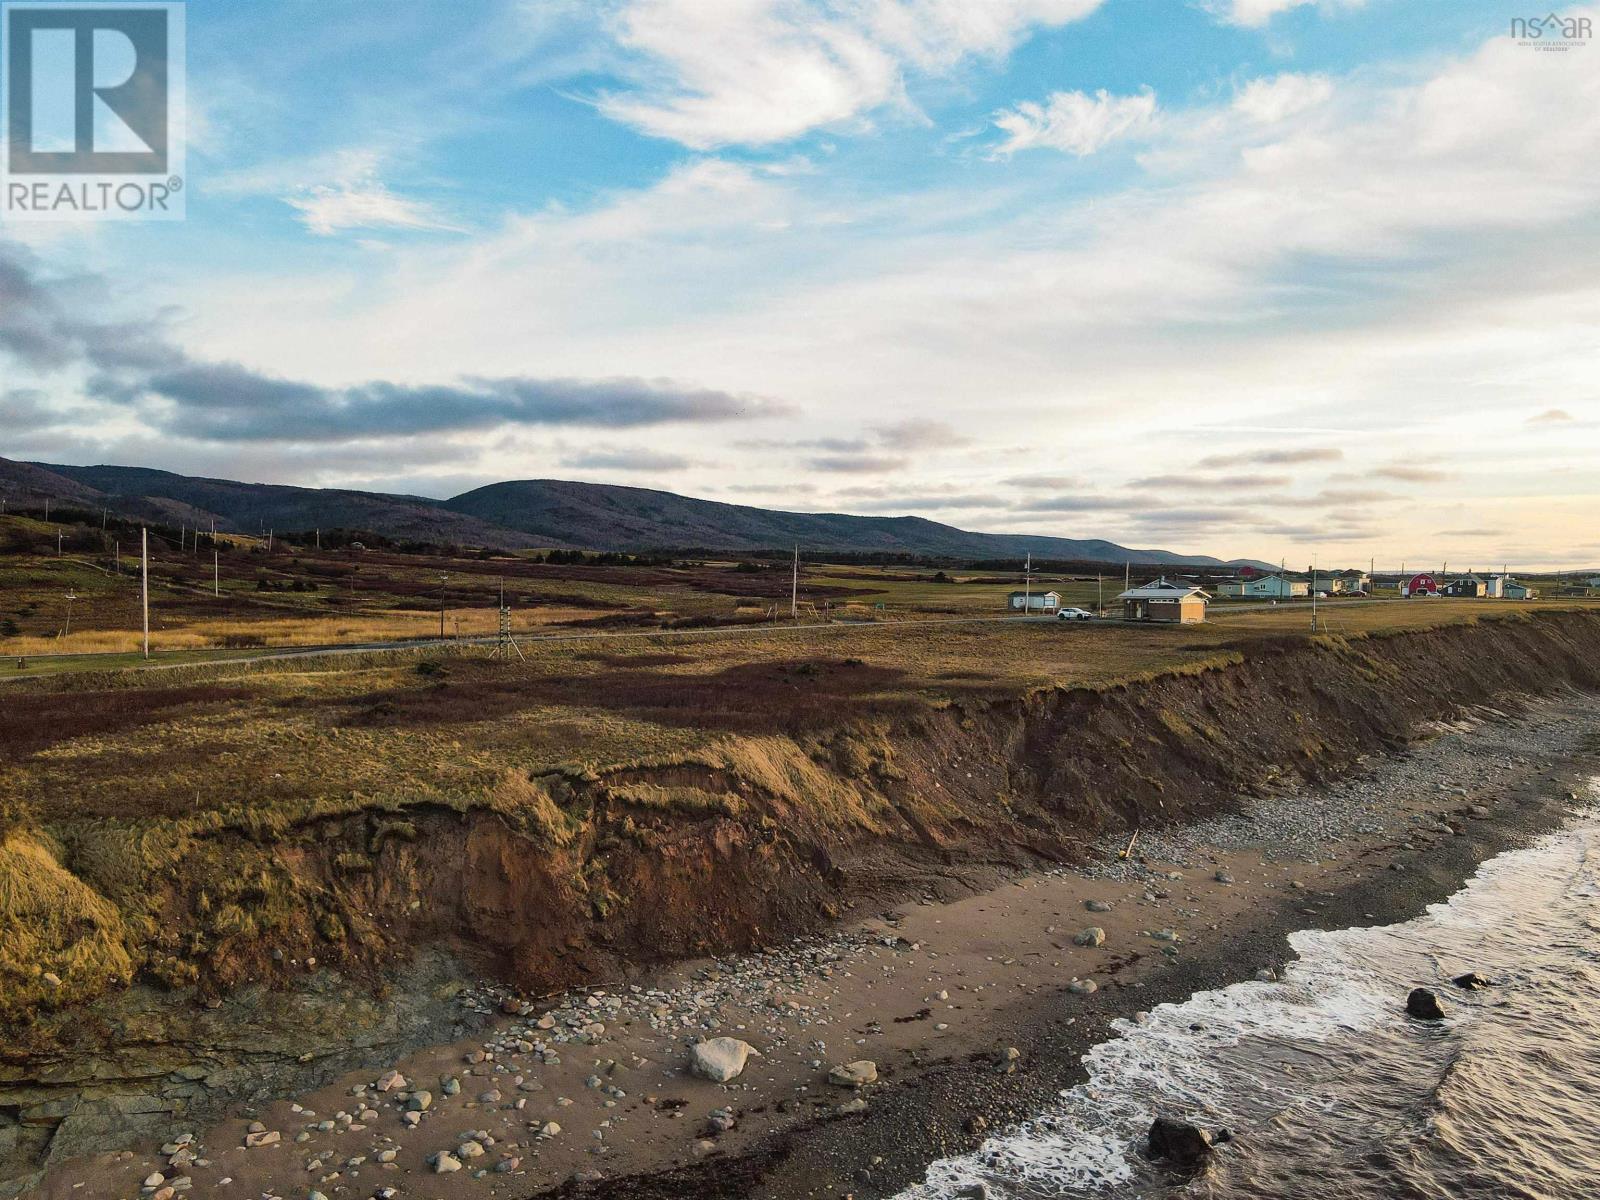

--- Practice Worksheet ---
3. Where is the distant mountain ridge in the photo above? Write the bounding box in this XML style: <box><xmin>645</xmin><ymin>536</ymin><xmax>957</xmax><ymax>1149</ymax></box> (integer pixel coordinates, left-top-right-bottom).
<box><xmin>0</xmin><ymin>457</ymin><xmax>1271</xmax><ymax>568</ymax></box>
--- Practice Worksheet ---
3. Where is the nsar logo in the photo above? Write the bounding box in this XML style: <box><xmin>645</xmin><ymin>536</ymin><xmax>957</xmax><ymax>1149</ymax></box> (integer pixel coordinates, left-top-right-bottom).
<box><xmin>1511</xmin><ymin>12</ymin><xmax>1592</xmax><ymax>50</ymax></box>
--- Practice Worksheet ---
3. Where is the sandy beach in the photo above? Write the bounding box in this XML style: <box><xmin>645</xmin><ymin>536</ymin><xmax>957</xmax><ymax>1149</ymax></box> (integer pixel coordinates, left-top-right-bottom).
<box><xmin>33</xmin><ymin>690</ymin><xmax>1599</xmax><ymax>1200</ymax></box>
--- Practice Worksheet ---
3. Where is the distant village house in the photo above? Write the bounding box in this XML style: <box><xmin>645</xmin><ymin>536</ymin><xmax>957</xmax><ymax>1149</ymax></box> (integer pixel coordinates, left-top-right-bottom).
<box><xmin>1216</xmin><ymin>574</ymin><xmax>1307</xmax><ymax>599</ymax></box>
<box><xmin>1008</xmin><ymin>590</ymin><xmax>1060</xmax><ymax>612</ymax></box>
<box><xmin>1117</xmin><ymin>578</ymin><xmax>1209</xmax><ymax>623</ymax></box>
<box><xmin>1401</xmin><ymin>573</ymin><xmax>1441</xmax><ymax>597</ymax></box>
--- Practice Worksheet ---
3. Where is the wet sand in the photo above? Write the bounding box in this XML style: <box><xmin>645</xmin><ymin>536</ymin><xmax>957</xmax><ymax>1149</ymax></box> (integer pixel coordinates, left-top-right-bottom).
<box><xmin>35</xmin><ymin>691</ymin><xmax>1599</xmax><ymax>1200</ymax></box>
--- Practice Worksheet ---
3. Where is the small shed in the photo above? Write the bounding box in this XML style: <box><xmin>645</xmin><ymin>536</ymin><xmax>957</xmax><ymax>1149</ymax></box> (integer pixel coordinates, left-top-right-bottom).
<box><xmin>1116</xmin><ymin>578</ymin><xmax>1209</xmax><ymax>624</ymax></box>
<box><xmin>1503</xmin><ymin>579</ymin><xmax>1537</xmax><ymax>600</ymax></box>
<box><xmin>1008</xmin><ymin>590</ymin><xmax>1060</xmax><ymax>612</ymax></box>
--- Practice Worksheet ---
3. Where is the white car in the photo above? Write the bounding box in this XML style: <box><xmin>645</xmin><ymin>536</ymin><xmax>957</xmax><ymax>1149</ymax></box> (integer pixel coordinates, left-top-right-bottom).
<box><xmin>1056</xmin><ymin>607</ymin><xmax>1094</xmax><ymax>621</ymax></box>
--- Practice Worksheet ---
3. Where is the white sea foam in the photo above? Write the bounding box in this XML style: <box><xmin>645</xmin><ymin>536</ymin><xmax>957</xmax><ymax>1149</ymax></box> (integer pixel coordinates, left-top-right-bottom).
<box><xmin>901</xmin><ymin>782</ymin><xmax>1600</xmax><ymax>1199</ymax></box>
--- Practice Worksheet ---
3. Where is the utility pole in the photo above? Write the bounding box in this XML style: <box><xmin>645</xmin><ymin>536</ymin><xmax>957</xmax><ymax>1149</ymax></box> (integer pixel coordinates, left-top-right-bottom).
<box><xmin>141</xmin><ymin>527</ymin><xmax>150</xmax><ymax>660</ymax></box>
<box><xmin>791</xmin><ymin>545</ymin><xmax>799</xmax><ymax>620</ymax></box>
<box><xmin>114</xmin><ymin>541</ymin><xmax>120</xmax><ymax>573</ymax></box>
<box><xmin>214</xmin><ymin>548</ymin><xmax>220</xmax><ymax>597</ymax></box>
<box><xmin>439</xmin><ymin>572</ymin><xmax>449</xmax><ymax>639</ymax></box>
<box><xmin>56</xmin><ymin>529</ymin><xmax>62</xmax><ymax>556</ymax></box>
<box><xmin>493</xmin><ymin>577</ymin><xmax>526</xmax><ymax>661</ymax></box>
<box><xmin>1310</xmin><ymin>555</ymin><xmax>1318</xmax><ymax>633</ymax></box>
<box><xmin>1023</xmin><ymin>552</ymin><xmax>1032</xmax><ymax>615</ymax></box>
<box><xmin>1097</xmin><ymin>572</ymin><xmax>1103</xmax><ymax>613</ymax></box>
<box><xmin>316</xmin><ymin>527</ymin><xmax>321</xmax><ymax>551</ymax></box>
<box><xmin>62</xmin><ymin>590</ymin><xmax>76</xmax><ymax>638</ymax></box>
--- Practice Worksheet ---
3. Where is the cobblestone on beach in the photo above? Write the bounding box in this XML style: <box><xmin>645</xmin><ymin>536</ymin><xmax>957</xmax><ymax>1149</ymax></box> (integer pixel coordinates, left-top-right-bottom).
<box><xmin>1082</xmin><ymin>697</ymin><xmax>1594</xmax><ymax>878</ymax></box>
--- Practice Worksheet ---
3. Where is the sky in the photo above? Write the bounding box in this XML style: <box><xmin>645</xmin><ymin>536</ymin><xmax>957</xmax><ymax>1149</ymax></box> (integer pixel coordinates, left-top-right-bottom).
<box><xmin>2</xmin><ymin>0</ymin><xmax>1598</xmax><ymax>570</ymax></box>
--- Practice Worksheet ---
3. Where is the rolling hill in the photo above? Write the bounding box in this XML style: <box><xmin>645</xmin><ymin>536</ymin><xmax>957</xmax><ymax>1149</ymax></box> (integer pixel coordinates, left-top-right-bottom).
<box><xmin>0</xmin><ymin>457</ymin><xmax>1268</xmax><ymax>567</ymax></box>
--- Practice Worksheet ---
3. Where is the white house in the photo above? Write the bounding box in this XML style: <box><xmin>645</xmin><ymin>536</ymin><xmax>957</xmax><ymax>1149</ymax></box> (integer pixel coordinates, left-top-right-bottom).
<box><xmin>1216</xmin><ymin>574</ymin><xmax>1309</xmax><ymax>599</ymax></box>
<box><xmin>1008</xmin><ymin>590</ymin><xmax>1061</xmax><ymax>612</ymax></box>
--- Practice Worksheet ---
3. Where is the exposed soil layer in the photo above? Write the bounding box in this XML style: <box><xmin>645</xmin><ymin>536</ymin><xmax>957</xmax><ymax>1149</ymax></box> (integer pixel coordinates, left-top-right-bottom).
<box><xmin>3</xmin><ymin>610</ymin><xmax>1599</xmax><ymax>1191</ymax></box>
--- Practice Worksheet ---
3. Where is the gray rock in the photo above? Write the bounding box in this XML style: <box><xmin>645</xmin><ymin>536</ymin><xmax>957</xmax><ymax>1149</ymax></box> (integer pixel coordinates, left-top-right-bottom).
<box><xmin>1147</xmin><ymin>1117</ymin><xmax>1213</xmax><ymax>1170</ymax></box>
<box><xmin>1073</xmin><ymin>927</ymin><xmax>1106</xmax><ymax>948</ymax></box>
<box><xmin>827</xmin><ymin>1060</ymin><xmax>878</xmax><ymax>1087</ymax></box>
<box><xmin>688</xmin><ymin>1037</ymin><xmax>759</xmax><ymax>1083</ymax></box>
<box><xmin>1406</xmin><ymin>988</ymin><xmax>1446</xmax><ymax>1020</ymax></box>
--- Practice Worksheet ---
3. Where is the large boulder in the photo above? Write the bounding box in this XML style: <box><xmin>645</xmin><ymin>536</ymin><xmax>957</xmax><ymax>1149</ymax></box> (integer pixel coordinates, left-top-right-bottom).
<box><xmin>1451</xmin><ymin>972</ymin><xmax>1492</xmax><ymax>990</ymax></box>
<box><xmin>689</xmin><ymin>1037</ymin><xmax>760</xmax><ymax>1083</ymax></box>
<box><xmin>827</xmin><ymin>1060</ymin><xmax>878</xmax><ymax>1088</ymax></box>
<box><xmin>1147</xmin><ymin>1117</ymin><xmax>1213</xmax><ymax>1170</ymax></box>
<box><xmin>1406</xmin><ymin>988</ymin><xmax>1446</xmax><ymax>1020</ymax></box>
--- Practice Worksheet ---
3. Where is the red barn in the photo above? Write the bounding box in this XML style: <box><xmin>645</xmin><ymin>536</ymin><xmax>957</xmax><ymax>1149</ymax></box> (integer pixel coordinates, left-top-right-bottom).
<box><xmin>1402</xmin><ymin>573</ymin><xmax>1440</xmax><ymax>597</ymax></box>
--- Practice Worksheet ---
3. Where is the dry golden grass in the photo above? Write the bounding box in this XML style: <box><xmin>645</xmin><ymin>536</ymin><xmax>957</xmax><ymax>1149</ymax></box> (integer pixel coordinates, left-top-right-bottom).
<box><xmin>2</xmin><ymin>599</ymin><xmax>1589</xmax><ymax>837</ymax></box>
<box><xmin>0</xmin><ymin>832</ymin><xmax>136</xmax><ymax>1019</ymax></box>
<box><xmin>0</xmin><ymin>605</ymin><xmax>610</xmax><ymax>656</ymax></box>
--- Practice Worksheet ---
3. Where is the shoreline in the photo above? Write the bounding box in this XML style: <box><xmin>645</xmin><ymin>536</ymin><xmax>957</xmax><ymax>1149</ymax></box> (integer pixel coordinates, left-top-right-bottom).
<box><xmin>32</xmin><ymin>690</ymin><xmax>1600</xmax><ymax>1200</ymax></box>
<box><xmin>534</xmin><ymin>690</ymin><xmax>1600</xmax><ymax>1200</ymax></box>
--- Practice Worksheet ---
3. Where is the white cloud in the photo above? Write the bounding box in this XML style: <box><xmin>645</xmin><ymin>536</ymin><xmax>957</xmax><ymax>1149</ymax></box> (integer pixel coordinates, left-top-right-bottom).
<box><xmin>992</xmin><ymin>87</ymin><xmax>1158</xmax><ymax>156</ymax></box>
<box><xmin>1205</xmin><ymin>0</ymin><xmax>1365</xmax><ymax>29</ymax></box>
<box><xmin>287</xmin><ymin>179</ymin><xmax>463</xmax><ymax>237</ymax></box>
<box><xmin>239</xmin><ymin>148</ymin><xmax>466</xmax><ymax>237</ymax></box>
<box><xmin>597</xmin><ymin>0</ymin><xmax>1104</xmax><ymax>148</ymax></box>
<box><xmin>1231</xmin><ymin>73</ymin><xmax>1334</xmax><ymax>123</ymax></box>
<box><xmin>122</xmin><ymin>11</ymin><xmax>1600</xmax><ymax>567</ymax></box>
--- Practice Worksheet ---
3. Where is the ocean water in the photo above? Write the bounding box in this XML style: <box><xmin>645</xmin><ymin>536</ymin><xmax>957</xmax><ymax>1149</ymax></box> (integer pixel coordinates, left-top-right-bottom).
<box><xmin>902</xmin><ymin>787</ymin><xmax>1600</xmax><ymax>1200</ymax></box>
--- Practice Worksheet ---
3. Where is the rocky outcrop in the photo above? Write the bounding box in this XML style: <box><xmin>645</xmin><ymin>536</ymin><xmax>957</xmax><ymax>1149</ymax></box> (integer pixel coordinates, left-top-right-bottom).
<box><xmin>1147</xmin><ymin>1117</ymin><xmax>1214</xmax><ymax>1170</ymax></box>
<box><xmin>1406</xmin><ymin>988</ymin><xmax>1446</xmax><ymax>1020</ymax></box>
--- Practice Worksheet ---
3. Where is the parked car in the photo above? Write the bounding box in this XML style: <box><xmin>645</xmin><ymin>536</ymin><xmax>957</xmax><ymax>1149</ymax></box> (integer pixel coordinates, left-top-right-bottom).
<box><xmin>1056</xmin><ymin>607</ymin><xmax>1094</xmax><ymax>621</ymax></box>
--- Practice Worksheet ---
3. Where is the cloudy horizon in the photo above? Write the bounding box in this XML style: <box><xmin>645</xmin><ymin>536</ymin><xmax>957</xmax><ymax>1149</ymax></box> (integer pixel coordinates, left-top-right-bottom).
<box><xmin>3</xmin><ymin>0</ymin><xmax>1598</xmax><ymax>570</ymax></box>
